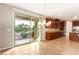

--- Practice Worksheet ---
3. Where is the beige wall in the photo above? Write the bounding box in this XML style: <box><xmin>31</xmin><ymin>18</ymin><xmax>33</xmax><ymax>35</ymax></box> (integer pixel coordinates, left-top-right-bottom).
<box><xmin>0</xmin><ymin>5</ymin><xmax>2</xmax><ymax>49</ymax></box>
<box><xmin>66</xmin><ymin>21</ymin><xmax>72</xmax><ymax>40</ymax></box>
<box><xmin>0</xmin><ymin>4</ymin><xmax>14</xmax><ymax>50</ymax></box>
<box><xmin>41</xmin><ymin>17</ymin><xmax>45</xmax><ymax>40</ymax></box>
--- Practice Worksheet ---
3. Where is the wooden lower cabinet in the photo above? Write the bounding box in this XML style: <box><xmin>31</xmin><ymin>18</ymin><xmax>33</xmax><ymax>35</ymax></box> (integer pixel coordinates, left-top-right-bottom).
<box><xmin>69</xmin><ymin>32</ymin><xmax>79</xmax><ymax>42</ymax></box>
<box><xmin>46</xmin><ymin>32</ymin><xmax>64</xmax><ymax>40</ymax></box>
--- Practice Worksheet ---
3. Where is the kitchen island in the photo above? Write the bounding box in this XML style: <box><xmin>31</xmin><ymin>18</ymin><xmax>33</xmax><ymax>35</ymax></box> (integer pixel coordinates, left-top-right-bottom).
<box><xmin>69</xmin><ymin>32</ymin><xmax>79</xmax><ymax>42</ymax></box>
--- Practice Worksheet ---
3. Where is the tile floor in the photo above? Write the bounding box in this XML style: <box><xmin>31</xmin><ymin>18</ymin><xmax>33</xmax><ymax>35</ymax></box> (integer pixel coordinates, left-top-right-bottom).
<box><xmin>0</xmin><ymin>37</ymin><xmax>79</xmax><ymax>55</ymax></box>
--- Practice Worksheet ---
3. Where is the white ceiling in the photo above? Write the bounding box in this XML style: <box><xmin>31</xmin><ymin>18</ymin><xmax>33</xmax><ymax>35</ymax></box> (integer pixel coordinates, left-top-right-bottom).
<box><xmin>7</xmin><ymin>3</ymin><xmax>79</xmax><ymax>19</ymax></box>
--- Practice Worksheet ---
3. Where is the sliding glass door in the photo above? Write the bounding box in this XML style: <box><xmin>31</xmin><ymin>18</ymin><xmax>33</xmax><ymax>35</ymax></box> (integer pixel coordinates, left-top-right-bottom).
<box><xmin>30</xmin><ymin>18</ymin><xmax>39</xmax><ymax>42</ymax></box>
<box><xmin>15</xmin><ymin>16</ymin><xmax>31</xmax><ymax>45</ymax></box>
<box><xmin>14</xmin><ymin>14</ymin><xmax>40</xmax><ymax>46</ymax></box>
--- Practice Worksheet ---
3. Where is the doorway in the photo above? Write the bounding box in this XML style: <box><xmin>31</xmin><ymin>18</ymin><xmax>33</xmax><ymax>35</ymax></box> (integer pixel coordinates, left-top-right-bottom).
<box><xmin>14</xmin><ymin>13</ymin><xmax>40</xmax><ymax>46</ymax></box>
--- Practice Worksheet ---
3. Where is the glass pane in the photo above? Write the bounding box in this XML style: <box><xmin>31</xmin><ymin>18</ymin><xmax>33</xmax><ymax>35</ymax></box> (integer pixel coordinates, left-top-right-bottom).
<box><xmin>30</xmin><ymin>19</ymin><xmax>39</xmax><ymax>42</ymax></box>
<box><xmin>15</xmin><ymin>17</ymin><xmax>31</xmax><ymax>45</ymax></box>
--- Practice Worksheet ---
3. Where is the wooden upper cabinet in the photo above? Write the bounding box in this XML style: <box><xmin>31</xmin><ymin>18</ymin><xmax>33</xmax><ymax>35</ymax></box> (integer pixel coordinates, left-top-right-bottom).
<box><xmin>45</xmin><ymin>17</ymin><xmax>60</xmax><ymax>29</ymax></box>
<box><xmin>50</xmin><ymin>20</ymin><xmax>58</xmax><ymax>28</ymax></box>
<box><xmin>60</xmin><ymin>21</ymin><xmax>66</xmax><ymax>31</ymax></box>
<box><xmin>73</xmin><ymin>20</ymin><xmax>79</xmax><ymax>26</ymax></box>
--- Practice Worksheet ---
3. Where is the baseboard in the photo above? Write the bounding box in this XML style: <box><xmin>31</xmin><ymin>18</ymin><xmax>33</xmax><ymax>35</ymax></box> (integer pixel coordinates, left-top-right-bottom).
<box><xmin>0</xmin><ymin>46</ymin><xmax>14</xmax><ymax>51</ymax></box>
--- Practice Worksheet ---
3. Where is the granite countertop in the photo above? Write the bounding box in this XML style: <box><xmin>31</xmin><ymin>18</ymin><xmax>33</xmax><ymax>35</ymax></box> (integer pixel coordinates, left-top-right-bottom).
<box><xmin>70</xmin><ymin>32</ymin><xmax>79</xmax><ymax>33</ymax></box>
<box><xmin>45</xmin><ymin>28</ymin><xmax>60</xmax><ymax>32</ymax></box>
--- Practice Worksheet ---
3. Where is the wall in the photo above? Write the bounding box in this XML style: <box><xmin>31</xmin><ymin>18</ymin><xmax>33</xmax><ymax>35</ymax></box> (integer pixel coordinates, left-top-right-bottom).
<box><xmin>66</xmin><ymin>21</ymin><xmax>72</xmax><ymax>40</ymax></box>
<box><xmin>0</xmin><ymin>5</ymin><xmax>2</xmax><ymax>49</ymax></box>
<box><xmin>38</xmin><ymin>17</ymin><xmax>45</xmax><ymax>41</ymax></box>
<box><xmin>0</xmin><ymin>4</ymin><xmax>14</xmax><ymax>50</ymax></box>
<box><xmin>41</xmin><ymin>17</ymin><xmax>45</xmax><ymax>40</ymax></box>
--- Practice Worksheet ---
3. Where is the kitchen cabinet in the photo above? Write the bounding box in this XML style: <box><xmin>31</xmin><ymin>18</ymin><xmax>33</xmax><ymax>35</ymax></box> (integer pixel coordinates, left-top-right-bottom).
<box><xmin>69</xmin><ymin>32</ymin><xmax>79</xmax><ymax>42</ymax></box>
<box><xmin>73</xmin><ymin>20</ymin><xmax>79</xmax><ymax>26</ymax></box>
<box><xmin>45</xmin><ymin>17</ymin><xmax>64</xmax><ymax>40</ymax></box>
<box><xmin>46</xmin><ymin>32</ymin><xmax>64</xmax><ymax>40</ymax></box>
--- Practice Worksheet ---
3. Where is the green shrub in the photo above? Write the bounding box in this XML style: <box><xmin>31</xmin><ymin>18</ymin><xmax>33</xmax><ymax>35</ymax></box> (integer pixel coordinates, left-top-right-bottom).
<box><xmin>20</xmin><ymin>31</ymin><xmax>28</xmax><ymax>38</ymax></box>
<box><xmin>15</xmin><ymin>23</ymin><xmax>30</xmax><ymax>38</ymax></box>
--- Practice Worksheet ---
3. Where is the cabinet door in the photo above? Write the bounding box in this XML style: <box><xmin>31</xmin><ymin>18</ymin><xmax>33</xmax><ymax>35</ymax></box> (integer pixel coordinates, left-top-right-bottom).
<box><xmin>73</xmin><ymin>20</ymin><xmax>79</xmax><ymax>26</ymax></box>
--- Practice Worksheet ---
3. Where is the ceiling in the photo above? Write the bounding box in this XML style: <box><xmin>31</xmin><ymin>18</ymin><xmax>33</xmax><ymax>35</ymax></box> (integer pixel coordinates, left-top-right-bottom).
<box><xmin>7</xmin><ymin>3</ymin><xmax>79</xmax><ymax>20</ymax></box>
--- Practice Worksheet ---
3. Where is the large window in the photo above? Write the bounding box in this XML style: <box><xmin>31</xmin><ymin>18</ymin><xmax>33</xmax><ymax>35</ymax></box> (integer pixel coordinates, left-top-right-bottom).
<box><xmin>15</xmin><ymin>14</ymin><xmax>40</xmax><ymax>45</ymax></box>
